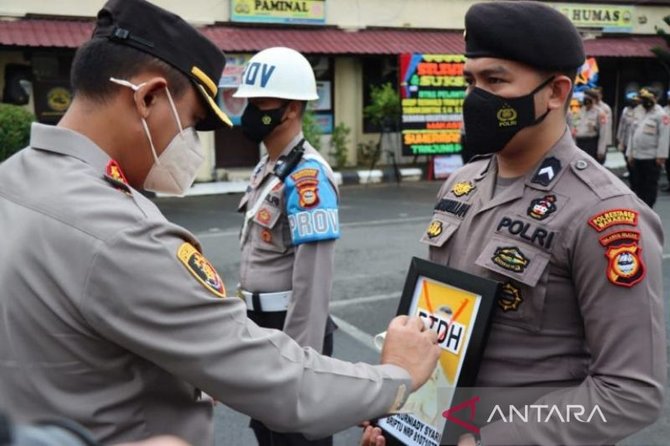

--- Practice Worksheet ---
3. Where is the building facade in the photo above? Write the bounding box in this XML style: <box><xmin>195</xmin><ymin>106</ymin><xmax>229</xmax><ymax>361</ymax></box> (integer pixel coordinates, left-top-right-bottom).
<box><xmin>1</xmin><ymin>0</ymin><xmax>670</xmax><ymax>180</ymax></box>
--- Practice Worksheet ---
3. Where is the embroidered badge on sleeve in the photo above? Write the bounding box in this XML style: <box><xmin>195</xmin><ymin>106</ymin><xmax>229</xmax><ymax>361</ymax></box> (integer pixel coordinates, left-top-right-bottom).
<box><xmin>285</xmin><ymin>161</ymin><xmax>339</xmax><ymax>245</ymax></box>
<box><xmin>177</xmin><ymin>242</ymin><xmax>226</xmax><ymax>298</ymax></box>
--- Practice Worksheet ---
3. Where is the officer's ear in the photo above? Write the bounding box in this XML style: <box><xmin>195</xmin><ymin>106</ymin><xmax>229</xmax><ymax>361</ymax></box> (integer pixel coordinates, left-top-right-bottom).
<box><xmin>283</xmin><ymin>101</ymin><xmax>304</xmax><ymax>121</ymax></box>
<box><xmin>547</xmin><ymin>75</ymin><xmax>573</xmax><ymax>111</ymax></box>
<box><xmin>132</xmin><ymin>76</ymin><xmax>168</xmax><ymax>119</ymax></box>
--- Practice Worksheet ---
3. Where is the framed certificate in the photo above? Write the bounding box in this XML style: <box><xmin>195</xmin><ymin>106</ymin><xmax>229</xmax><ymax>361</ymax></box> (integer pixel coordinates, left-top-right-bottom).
<box><xmin>378</xmin><ymin>257</ymin><xmax>501</xmax><ymax>446</ymax></box>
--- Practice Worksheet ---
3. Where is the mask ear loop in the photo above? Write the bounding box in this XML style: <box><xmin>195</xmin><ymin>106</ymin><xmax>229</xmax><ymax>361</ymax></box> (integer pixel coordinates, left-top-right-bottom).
<box><xmin>164</xmin><ymin>87</ymin><xmax>185</xmax><ymax>134</ymax></box>
<box><xmin>531</xmin><ymin>75</ymin><xmax>556</xmax><ymax>125</ymax></box>
<box><xmin>109</xmin><ymin>77</ymin><xmax>160</xmax><ymax>165</ymax></box>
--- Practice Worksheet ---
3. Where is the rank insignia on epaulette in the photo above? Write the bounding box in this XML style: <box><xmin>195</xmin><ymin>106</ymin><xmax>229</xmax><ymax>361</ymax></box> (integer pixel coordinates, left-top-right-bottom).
<box><xmin>103</xmin><ymin>160</ymin><xmax>131</xmax><ymax>194</ymax></box>
<box><xmin>451</xmin><ymin>181</ymin><xmax>475</xmax><ymax>197</ymax></box>
<box><xmin>531</xmin><ymin>157</ymin><xmax>561</xmax><ymax>187</ymax></box>
<box><xmin>177</xmin><ymin>242</ymin><xmax>226</xmax><ymax>298</ymax></box>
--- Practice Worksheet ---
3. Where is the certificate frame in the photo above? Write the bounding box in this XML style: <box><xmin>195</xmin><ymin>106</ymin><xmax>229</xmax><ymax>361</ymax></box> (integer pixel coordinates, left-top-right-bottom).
<box><xmin>379</xmin><ymin>256</ymin><xmax>501</xmax><ymax>446</ymax></box>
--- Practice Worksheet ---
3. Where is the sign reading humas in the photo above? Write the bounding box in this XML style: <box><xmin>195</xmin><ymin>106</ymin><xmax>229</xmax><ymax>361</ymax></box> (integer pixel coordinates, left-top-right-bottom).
<box><xmin>400</xmin><ymin>54</ymin><xmax>466</xmax><ymax>156</ymax></box>
<box><xmin>231</xmin><ymin>0</ymin><xmax>326</xmax><ymax>25</ymax></box>
<box><xmin>554</xmin><ymin>3</ymin><xmax>633</xmax><ymax>32</ymax></box>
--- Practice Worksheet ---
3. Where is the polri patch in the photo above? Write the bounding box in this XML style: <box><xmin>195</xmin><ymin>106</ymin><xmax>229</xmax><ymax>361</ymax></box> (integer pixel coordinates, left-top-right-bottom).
<box><xmin>492</xmin><ymin>246</ymin><xmax>529</xmax><ymax>273</ymax></box>
<box><xmin>531</xmin><ymin>157</ymin><xmax>561</xmax><ymax>187</ymax></box>
<box><xmin>605</xmin><ymin>244</ymin><xmax>645</xmax><ymax>287</ymax></box>
<box><xmin>177</xmin><ymin>242</ymin><xmax>226</xmax><ymax>298</ymax></box>
<box><xmin>498</xmin><ymin>282</ymin><xmax>523</xmax><ymax>312</ymax></box>
<box><xmin>451</xmin><ymin>181</ymin><xmax>476</xmax><ymax>197</ymax></box>
<box><xmin>527</xmin><ymin>195</ymin><xmax>557</xmax><ymax>220</ymax></box>
<box><xmin>588</xmin><ymin>209</ymin><xmax>638</xmax><ymax>232</ymax></box>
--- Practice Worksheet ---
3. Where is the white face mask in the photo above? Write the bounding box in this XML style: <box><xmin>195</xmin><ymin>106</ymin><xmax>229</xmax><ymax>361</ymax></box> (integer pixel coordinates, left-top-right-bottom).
<box><xmin>110</xmin><ymin>77</ymin><xmax>205</xmax><ymax>196</ymax></box>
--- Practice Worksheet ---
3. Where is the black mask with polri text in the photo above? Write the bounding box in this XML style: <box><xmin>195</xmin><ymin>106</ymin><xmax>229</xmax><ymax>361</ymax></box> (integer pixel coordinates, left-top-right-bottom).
<box><xmin>462</xmin><ymin>77</ymin><xmax>554</xmax><ymax>156</ymax></box>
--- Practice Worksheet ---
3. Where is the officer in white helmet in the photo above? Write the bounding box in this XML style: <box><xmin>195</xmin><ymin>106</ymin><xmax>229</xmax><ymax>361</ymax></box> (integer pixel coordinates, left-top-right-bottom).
<box><xmin>234</xmin><ymin>47</ymin><xmax>340</xmax><ymax>446</ymax></box>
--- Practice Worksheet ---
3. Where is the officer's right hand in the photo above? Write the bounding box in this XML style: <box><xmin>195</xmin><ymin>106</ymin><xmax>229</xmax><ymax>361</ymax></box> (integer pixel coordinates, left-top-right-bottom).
<box><xmin>380</xmin><ymin>316</ymin><xmax>440</xmax><ymax>391</ymax></box>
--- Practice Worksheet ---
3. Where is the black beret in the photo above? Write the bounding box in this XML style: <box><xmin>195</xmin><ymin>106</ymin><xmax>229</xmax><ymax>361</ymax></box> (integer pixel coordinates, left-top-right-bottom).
<box><xmin>93</xmin><ymin>0</ymin><xmax>231</xmax><ymax>130</ymax></box>
<box><xmin>465</xmin><ymin>1</ymin><xmax>585</xmax><ymax>72</ymax></box>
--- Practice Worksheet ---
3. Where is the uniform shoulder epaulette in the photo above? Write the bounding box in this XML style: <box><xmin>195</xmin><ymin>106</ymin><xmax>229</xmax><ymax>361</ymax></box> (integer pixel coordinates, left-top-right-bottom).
<box><xmin>569</xmin><ymin>157</ymin><xmax>630</xmax><ymax>201</ymax></box>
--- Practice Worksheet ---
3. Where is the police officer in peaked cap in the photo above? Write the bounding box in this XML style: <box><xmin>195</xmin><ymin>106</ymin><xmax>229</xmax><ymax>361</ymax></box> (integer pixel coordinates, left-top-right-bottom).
<box><xmin>0</xmin><ymin>0</ymin><xmax>441</xmax><ymax>444</ymax></box>
<box><xmin>363</xmin><ymin>2</ymin><xmax>665</xmax><ymax>446</ymax></box>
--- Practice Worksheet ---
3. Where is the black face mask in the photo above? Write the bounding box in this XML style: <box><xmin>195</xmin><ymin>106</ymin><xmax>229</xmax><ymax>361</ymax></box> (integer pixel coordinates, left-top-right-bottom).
<box><xmin>641</xmin><ymin>99</ymin><xmax>654</xmax><ymax>110</ymax></box>
<box><xmin>240</xmin><ymin>102</ymin><xmax>288</xmax><ymax>143</ymax></box>
<box><xmin>462</xmin><ymin>77</ymin><xmax>554</xmax><ymax>156</ymax></box>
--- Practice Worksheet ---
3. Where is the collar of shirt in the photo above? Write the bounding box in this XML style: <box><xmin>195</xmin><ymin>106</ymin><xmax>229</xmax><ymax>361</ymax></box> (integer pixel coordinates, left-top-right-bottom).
<box><xmin>254</xmin><ymin>132</ymin><xmax>306</xmax><ymax>186</ymax></box>
<box><xmin>471</xmin><ymin>128</ymin><xmax>578</xmax><ymax>212</ymax></box>
<box><xmin>29</xmin><ymin>123</ymin><xmax>110</xmax><ymax>172</ymax></box>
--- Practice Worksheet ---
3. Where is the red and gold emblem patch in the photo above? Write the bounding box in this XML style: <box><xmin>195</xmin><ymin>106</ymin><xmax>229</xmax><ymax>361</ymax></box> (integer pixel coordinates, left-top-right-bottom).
<box><xmin>588</xmin><ymin>209</ymin><xmax>638</xmax><ymax>232</ymax></box>
<box><xmin>177</xmin><ymin>243</ymin><xmax>226</xmax><ymax>298</ymax></box>
<box><xmin>605</xmin><ymin>244</ymin><xmax>645</xmax><ymax>287</ymax></box>
<box><xmin>260</xmin><ymin>229</ymin><xmax>272</xmax><ymax>244</ymax></box>
<box><xmin>291</xmin><ymin>168</ymin><xmax>320</xmax><ymax>209</ymax></box>
<box><xmin>103</xmin><ymin>159</ymin><xmax>131</xmax><ymax>194</ymax></box>
<box><xmin>257</xmin><ymin>208</ymin><xmax>272</xmax><ymax>225</ymax></box>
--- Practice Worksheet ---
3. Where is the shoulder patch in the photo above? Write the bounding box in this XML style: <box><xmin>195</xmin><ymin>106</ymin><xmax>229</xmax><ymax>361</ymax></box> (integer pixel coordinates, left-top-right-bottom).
<box><xmin>285</xmin><ymin>160</ymin><xmax>339</xmax><ymax>245</ymax></box>
<box><xmin>588</xmin><ymin>209</ymin><xmax>638</xmax><ymax>232</ymax></box>
<box><xmin>177</xmin><ymin>242</ymin><xmax>226</xmax><ymax>298</ymax></box>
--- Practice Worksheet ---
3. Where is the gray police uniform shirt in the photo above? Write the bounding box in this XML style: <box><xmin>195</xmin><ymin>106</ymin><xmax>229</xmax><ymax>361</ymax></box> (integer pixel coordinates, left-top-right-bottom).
<box><xmin>573</xmin><ymin>106</ymin><xmax>607</xmax><ymax>157</ymax></box>
<box><xmin>422</xmin><ymin>130</ymin><xmax>665</xmax><ymax>445</ymax></box>
<box><xmin>628</xmin><ymin>104</ymin><xmax>670</xmax><ymax>160</ymax></box>
<box><xmin>596</xmin><ymin>100</ymin><xmax>613</xmax><ymax>146</ymax></box>
<box><xmin>238</xmin><ymin>133</ymin><xmax>339</xmax><ymax>353</ymax></box>
<box><xmin>0</xmin><ymin>124</ymin><xmax>411</xmax><ymax>445</ymax></box>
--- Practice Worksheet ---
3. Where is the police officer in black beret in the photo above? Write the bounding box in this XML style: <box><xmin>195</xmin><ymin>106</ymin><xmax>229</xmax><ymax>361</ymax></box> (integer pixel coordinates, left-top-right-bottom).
<box><xmin>362</xmin><ymin>2</ymin><xmax>665</xmax><ymax>446</ymax></box>
<box><xmin>0</xmin><ymin>0</ymin><xmax>442</xmax><ymax>444</ymax></box>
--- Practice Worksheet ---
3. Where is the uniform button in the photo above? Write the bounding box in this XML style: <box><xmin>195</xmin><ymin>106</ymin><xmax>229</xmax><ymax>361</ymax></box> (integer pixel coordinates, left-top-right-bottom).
<box><xmin>575</xmin><ymin>159</ymin><xmax>588</xmax><ymax>170</ymax></box>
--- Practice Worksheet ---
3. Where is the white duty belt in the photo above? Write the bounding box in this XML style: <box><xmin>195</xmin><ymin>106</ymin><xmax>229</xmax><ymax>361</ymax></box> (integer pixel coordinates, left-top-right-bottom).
<box><xmin>238</xmin><ymin>289</ymin><xmax>292</xmax><ymax>312</ymax></box>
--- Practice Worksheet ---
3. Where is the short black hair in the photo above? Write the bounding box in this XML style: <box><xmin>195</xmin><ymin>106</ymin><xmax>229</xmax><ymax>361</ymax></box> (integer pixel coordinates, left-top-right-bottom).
<box><xmin>70</xmin><ymin>38</ymin><xmax>190</xmax><ymax>103</ymax></box>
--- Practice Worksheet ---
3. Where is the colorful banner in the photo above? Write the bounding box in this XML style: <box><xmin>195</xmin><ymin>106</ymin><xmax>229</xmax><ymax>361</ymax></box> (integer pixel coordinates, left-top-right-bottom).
<box><xmin>554</xmin><ymin>3</ymin><xmax>633</xmax><ymax>32</ymax></box>
<box><xmin>379</xmin><ymin>277</ymin><xmax>482</xmax><ymax>446</ymax></box>
<box><xmin>571</xmin><ymin>57</ymin><xmax>600</xmax><ymax>114</ymax></box>
<box><xmin>400</xmin><ymin>54</ymin><xmax>466</xmax><ymax>156</ymax></box>
<box><xmin>231</xmin><ymin>0</ymin><xmax>326</xmax><ymax>25</ymax></box>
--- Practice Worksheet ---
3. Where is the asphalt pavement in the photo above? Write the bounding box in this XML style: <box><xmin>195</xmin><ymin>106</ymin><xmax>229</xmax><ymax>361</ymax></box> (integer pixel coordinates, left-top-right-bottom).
<box><xmin>155</xmin><ymin>178</ymin><xmax>670</xmax><ymax>446</ymax></box>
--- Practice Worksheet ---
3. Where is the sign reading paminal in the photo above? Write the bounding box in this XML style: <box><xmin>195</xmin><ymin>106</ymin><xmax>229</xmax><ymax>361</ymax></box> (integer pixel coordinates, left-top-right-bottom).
<box><xmin>231</xmin><ymin>0</ymin><xmax>326</xmax><ymax>25</ymax></box>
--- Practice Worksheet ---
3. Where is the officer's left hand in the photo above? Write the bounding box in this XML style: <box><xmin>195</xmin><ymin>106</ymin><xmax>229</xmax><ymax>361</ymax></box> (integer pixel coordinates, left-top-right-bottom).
<box><xmin>656</xmin><ymin>157</ymin><xmax>666</xmax><ymax>167</ymax></box>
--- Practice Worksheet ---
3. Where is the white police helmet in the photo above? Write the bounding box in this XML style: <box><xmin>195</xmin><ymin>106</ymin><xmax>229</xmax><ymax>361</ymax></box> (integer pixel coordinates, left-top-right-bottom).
<box><xmin>233</xmin><ymin>47</ymin><xmax>318</xmax><ymax>101</ymax></box>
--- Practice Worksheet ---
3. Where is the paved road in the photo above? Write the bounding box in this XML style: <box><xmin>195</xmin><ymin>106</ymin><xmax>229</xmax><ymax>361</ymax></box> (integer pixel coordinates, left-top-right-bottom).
<box><xmin>156</xmin><ymin>179</ymin><xmax>670</xmax><ymax>446</ymax></box>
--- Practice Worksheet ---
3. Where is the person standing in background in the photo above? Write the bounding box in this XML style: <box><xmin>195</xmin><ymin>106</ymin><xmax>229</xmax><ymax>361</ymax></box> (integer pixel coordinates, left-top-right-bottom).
<box><xmin>234</xmin><ymin>47</ymin><xmax>340</xmax><ymax>446</ymax></box>
<box><xmin>574</xmin><ymin>89</ymin><xmax>607</xmax><ymax>162</ymax></box>
<box><xmin>627</xmin><ymin>87</ymin><xmax>670</xmax><ymax>208</ymax></box>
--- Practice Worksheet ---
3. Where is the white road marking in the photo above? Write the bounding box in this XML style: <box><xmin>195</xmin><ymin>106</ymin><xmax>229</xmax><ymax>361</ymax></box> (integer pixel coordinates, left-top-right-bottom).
<box><xmin>330</xmin><ymin>292</ymin><xmax>400</xmax><ymax>308</ymax></box>
<box><xmin>331</xmin><ymin>316</ymin><xmax>376</xmax><ymax>351</ymax></box>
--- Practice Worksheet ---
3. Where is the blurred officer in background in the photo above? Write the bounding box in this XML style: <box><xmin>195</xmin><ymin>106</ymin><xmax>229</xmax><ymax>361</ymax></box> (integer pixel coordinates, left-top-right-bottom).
<box><xmin>573</xmin><ymin>89</ymin><xmax>607</xmax><ymax>162</ymax></box>
<box><xmin>617</xmin><ymin>91</ymin><xmax>639</xmax><ymax>154</ymax></box>
<box><xmin>663</xmin><ymin>90</ymin><xmax>670</xmax><ymax>191</ymax></box>
<box><xmin>593</xmin><ymin>86</ymin><xmax>613</xmax><ymax>149</ymax></box>
<box><xmin>0</xmin><ymin>1</ymin><xmax>441</xmax><ymax>444</ymax></box>
<box><xmin>626</xmin><ymin>87</ymin><xmax>670</xmax><ymax>207</ymax></box>
<box><xmin>233</xmin><ymin>46</ymin><xmax>339</xmax><ymax>446</ymax></box>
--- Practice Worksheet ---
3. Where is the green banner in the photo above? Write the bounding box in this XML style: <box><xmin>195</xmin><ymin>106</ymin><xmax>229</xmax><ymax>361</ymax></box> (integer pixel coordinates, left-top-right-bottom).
<box><xmin>231</xmin><ymin>0</ymin><xmax>326</xmax><ymax>25</ymax></box>
<box><xmin>554</xmin><ymin>3</ymin><xmax>633</xmax><ymax>32</ymax></box>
